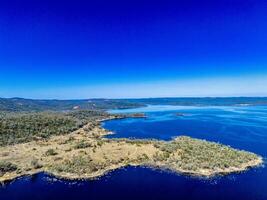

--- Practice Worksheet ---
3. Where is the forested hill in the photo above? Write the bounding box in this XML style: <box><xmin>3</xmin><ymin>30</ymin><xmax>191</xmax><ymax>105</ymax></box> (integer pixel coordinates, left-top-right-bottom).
<box><xmin>0</xmin><ymin>98</ymin><xmax>144</xmax><ymax>112</ymax></box>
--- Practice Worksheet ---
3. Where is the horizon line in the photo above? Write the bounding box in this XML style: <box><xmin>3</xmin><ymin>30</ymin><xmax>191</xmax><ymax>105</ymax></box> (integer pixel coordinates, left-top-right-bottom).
<box><xmin>2</xmin><ymin>96</ymin><xmax>267</xmax><ymax>101</ymax></box>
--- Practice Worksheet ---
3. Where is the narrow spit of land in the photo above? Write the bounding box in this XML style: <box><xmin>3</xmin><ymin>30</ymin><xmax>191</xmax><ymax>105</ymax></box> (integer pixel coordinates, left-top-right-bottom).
<box><xmin>0</xmin><ymin>111</ymin><xmax>263</xmax><ymax>183</ymax></box>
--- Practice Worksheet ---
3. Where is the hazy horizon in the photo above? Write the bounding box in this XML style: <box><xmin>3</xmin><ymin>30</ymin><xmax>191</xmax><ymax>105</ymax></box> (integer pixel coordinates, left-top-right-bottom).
<box><xmin>2</xmin><ymin>96</ymin><xmax>267</xmax><ymax>101</ymax></box>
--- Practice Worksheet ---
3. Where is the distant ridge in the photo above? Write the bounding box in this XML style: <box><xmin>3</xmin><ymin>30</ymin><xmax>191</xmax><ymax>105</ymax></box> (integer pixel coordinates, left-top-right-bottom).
<box><xmin>1</xmin><ymin>97</ymin><xmax>267</xmax><ymax>112</ymax></box>
<box><xmin>0</xmin><ymin>98</ymin><xmax>144</xmax><ymax>112</ymax></box>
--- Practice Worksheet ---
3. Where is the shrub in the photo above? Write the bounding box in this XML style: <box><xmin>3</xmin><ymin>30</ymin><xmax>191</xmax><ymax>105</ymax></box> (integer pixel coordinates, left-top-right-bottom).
<box><xmin>0</xmin><ymin>161</ymin><xmax>18</xmax><ymax>176</ymax></box>
<box><xmin>31</xmin><ymin>158</ymin><xmax>42</xmax><ymax>169</ymax></box>
<box><xmin>74</xmin><ymin>141</ymin><xmax>92</xmax><ymax>149</ymax></box>
<box><xmin>97</xmin><ymin>140</ymin><xmax>104</xmax><ymax>147</ymax></box>
<box><xmin>45</xmin><ymin>148</ymin><xmax>58</xmax><ymax>156</ymax></box>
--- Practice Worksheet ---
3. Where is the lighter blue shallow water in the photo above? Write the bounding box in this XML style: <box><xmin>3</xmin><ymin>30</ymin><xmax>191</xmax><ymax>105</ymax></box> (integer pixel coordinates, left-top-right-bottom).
<box><xmin>1</xmin><ymin>105</ymin><xmax>267</xmax><ymax>200</ymax></box>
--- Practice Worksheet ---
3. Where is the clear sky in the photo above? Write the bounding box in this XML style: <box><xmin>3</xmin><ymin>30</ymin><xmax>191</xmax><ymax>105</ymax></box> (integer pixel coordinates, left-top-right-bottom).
<box><xmin>1</xmin><ymin>0</ymin><xmax>267</xmax><ymax>99</ymax></box>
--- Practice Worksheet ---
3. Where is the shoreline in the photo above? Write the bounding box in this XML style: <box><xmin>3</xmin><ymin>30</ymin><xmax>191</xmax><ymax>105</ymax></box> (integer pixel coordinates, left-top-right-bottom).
<box><xmin>1</xmin><ymin>157</ymin><xmax>263</xmax><ymax>184</ymax></box>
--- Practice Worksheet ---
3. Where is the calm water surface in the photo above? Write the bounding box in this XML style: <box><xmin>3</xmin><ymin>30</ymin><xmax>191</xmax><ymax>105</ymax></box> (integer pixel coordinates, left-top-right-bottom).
<box><xmin>1</xmin><ymin>105</ymin><xmax>266</xmax><ymax>200</ymax></box>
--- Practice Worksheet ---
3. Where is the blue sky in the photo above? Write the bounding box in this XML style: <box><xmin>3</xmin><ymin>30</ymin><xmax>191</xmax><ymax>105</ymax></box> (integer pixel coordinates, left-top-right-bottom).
<box><xmin>0</xmin><ymin>0</ymin><xmax>267</xmax><ymax>99</ymax></box>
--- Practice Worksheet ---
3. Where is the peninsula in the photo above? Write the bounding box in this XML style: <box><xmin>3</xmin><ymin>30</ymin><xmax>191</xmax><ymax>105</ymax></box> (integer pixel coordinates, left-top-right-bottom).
<box><xmin>0</xmin><ymin>110</ymin><xmax>263</xmax><ymax>183</ymax></box>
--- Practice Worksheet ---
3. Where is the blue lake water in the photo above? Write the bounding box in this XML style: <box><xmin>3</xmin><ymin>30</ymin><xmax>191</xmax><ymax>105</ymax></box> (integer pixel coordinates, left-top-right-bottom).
<box><xmin>1</xmin><ymin>105</ymin><xmax>267</xmax><ymax>200</ymax></box>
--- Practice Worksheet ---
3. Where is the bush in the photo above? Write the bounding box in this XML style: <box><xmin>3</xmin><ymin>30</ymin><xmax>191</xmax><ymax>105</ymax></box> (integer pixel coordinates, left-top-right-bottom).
<box><xmin>45</xmin><ymin>149</ymin><xmax>58</xmax><ymax>156</ymax></box>
<box><xmin>97</xmin><ymin>140</ymin><xmax>104</xmax><ymax>147</ymax></box>
<box><xmin>31</xmin><ymin>158</ymin><xmax>42</xmax><ymax>169</ymax></box>
<box><xmin>74</xmin><ymin>141</ymin><xmax>92</xmax><ymax>149</ymax></box>
<box><xmin>0</xmin><ymin>161</ymin><xmax>18</xmax><ymax>176</ymax></box>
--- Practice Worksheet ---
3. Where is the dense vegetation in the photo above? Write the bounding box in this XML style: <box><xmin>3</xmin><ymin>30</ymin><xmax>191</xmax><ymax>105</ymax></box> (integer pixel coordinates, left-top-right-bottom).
<box><xmin>0</xmin><ymin>110</ymin><xmax>109</xmax><ymax>146</ymax></box>
<box><xmin>65</xmin><ymin>110</ymin><xmax>109</xmax><ymax>122</ymax></box>
<box><xmin>154</xmin><ymin>136</ymin><xmax>259</xmax><ymax>172</ymax></box>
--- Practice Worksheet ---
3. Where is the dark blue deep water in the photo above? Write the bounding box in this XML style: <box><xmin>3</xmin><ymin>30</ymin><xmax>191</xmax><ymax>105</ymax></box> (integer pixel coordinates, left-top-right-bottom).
<box><xmin>1</xmin><ymin>105</ymin><xmax>267</xmax><ymax>200</ymax></box>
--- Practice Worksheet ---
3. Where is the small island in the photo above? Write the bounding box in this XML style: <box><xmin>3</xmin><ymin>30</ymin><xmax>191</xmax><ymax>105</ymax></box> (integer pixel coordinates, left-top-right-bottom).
<box><xmin>128</xmin><ymin>113</ymin><xmax>147</xmax><ymax>118</ymax></box>
<box><xmin>0</xmin><ymin>111</ymin><xmax>263</xmax><ymax>183</ymax></box>
<box><xmin>175</xmin><ymin>112</ymin><xmax>185</xmax><ymax>117</ymax></box>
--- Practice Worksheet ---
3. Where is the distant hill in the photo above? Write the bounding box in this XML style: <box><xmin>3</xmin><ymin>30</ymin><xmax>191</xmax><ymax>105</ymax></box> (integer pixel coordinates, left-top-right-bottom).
<box><xmin>0</xmin><ymin>98</ymin><xmax>144</xmax><ymax>112</ymax></box>
<box><xmin>1</xmin><ymin>97</ymin><xmax>267</xmax><ymax>112</ymax></box>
